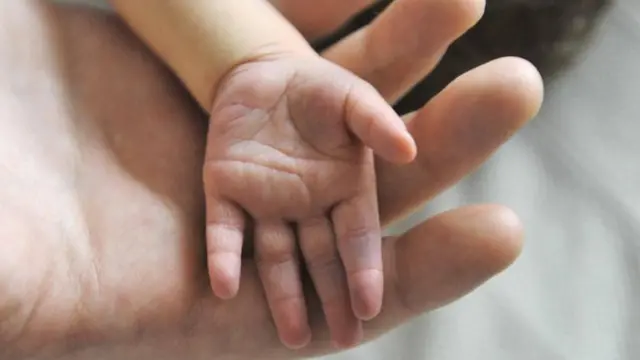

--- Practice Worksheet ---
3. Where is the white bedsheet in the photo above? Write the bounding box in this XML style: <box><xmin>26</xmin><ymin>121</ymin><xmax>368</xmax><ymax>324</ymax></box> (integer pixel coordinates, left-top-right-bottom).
<box><xmin>54</xmin><ymin>0</ymin><xmax>640</xmax><ymax>359</ymax></box>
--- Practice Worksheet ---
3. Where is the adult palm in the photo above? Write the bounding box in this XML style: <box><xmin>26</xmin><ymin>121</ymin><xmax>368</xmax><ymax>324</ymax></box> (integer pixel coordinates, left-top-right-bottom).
<box><xmin>0</xmin><ymin>1</ymin><xmax>542</xmax><ymax>359</ymax></box>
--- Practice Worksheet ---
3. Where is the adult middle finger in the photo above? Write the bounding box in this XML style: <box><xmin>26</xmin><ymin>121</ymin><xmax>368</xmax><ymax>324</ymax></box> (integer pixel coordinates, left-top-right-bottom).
<box><xmin>322</xmin><ymin>0</ymin><xmax>485</xmax><ymax>104</ymax></box>
<box><xmin>270</xmin><ymin>0</ymin><xmax>376</xmax><ymax>41</ymax></box>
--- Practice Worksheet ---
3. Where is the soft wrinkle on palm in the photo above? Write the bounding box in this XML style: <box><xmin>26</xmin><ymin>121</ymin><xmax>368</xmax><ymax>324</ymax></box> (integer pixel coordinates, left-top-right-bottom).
<box><xmin>205</xmin><ymin>59</ymin><xmax>376</xmax><ymax>219</ymax></box>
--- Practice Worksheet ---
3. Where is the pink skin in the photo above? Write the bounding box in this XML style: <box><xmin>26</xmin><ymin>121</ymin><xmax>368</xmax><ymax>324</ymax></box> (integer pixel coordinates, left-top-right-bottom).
<box><xmin>203</xmin><ymin>55</ymin><xmax>416</xmax><ymax>349</ymax></box>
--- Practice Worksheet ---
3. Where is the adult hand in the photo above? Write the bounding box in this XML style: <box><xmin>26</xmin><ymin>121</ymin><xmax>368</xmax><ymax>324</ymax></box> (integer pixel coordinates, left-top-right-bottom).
<box><xmin>0</xmin><ymin>1</ymin><xmax>542</xmax><ymax>359</ymax></box>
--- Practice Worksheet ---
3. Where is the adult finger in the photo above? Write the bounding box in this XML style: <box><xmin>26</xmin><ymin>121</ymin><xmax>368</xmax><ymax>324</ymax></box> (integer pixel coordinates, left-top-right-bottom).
<box><xmin>366</xmin><ymin>205</ymin><xmax>523</xmax><ymax>339</ymax></box>
<box><xmin>323</xmin><ymin>0</ymin><xmax>485</xmax><ymax>103</ymax></box>
<box><xmin>377</xmin><ymin>57</ymin><xmax>544</xmax><ymax>225</ymax></box>
<box><xmin>271</xmin><ymin>0</ymin><xmax>376</xmax><ymax>41</ymax></box>
<box><xmin>300</xmin><ymin>204</ymin><xmax>523</xmax><ymax>355</ymax></box>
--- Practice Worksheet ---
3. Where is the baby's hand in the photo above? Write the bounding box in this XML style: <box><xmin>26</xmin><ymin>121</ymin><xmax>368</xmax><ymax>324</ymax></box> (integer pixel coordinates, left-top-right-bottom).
<box><xmin>203</xmin><ymin>56</ymin><xmax>416</xmax><ymax>349</ymax></box>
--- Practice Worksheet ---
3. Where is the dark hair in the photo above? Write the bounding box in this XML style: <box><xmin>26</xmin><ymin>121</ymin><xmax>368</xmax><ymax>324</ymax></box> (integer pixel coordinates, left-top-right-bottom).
<box><xmin>314</xmin><ymin>0</ymin><xmax>613</xmax><ymax>114</ymax></box>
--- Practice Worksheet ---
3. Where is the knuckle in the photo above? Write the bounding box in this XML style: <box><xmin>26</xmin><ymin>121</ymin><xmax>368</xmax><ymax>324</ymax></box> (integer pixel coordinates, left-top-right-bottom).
<box><xmin>254</xmin><ymin>236</ymin><xmax>296</xmax><ymax>265</ymax></box>
<box><xmin>336</xmin><ymin>224</ymin><xmax>381</xmax><ymax>264</ymax></box>
<box><xmin>319</xmin><ymin>294</ymin><xmax>345</xmax><ymax>311</ymax></box>
<box><xmin>302</xmin><ymin>243</ymin><xmax>340</xmax><ymax>271</ymax></box>
<box><xmin>340</xmin><ymin>225</ymin><xmax>379</xmax><ymax>244</ymax></box>
<box><xmin>299</xmin><ymin>219</ymin><xmax>341</xmax><ymax>270</ymax></box>
<box><xmin>270</xmin><ymin>291</ymin><xmax>304</xmax><ymax>306</ymax></box>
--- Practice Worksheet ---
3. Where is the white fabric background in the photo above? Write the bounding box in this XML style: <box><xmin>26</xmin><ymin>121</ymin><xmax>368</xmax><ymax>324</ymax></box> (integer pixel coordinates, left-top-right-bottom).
<box><xmin>52</xmin><ymin>0</ymin><xmax>640</xmax><ymax>359</ymax></box>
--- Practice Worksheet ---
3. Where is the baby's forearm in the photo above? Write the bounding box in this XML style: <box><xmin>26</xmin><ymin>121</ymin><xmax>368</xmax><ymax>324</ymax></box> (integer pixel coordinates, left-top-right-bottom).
<box><xmin>110</xmin><ymin>0</ymin><xmax>314</xmax><ymax>110</ymax></box>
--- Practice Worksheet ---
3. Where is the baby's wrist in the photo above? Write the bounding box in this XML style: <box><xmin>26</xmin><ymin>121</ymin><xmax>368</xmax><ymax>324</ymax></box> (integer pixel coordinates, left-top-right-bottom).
<box><xmin>210</xmin><ymin>46</ymin><xmax>316</xmax><ymax>112</ymax></box>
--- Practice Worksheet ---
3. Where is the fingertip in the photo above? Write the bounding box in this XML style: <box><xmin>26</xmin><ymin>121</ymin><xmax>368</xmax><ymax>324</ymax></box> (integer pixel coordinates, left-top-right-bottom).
<box><xmin>208</xmin><ymin>253</ymin><xmax>241</xmax><ymax>300</ymax></box>
<box><xmin>210</xmin><ymin>282</ymin><xmax>238</xmax><ymax>301</ymax></box>
<box><xmin>204</xmin><ymin>199</ymin><xmax>245</xmax><ymax>299</ymax></box>
<box><xmin>350</xmin><ymin>269</ymin><xmax>384</xmax><ymax>321</ymax></box>
<box><xmin>434</xmin><ymin>204</ymin><xmax>524</xmax><ymax>274</ymax></box>
<box><xmin>275</xmin><ymin>299</ymin><xmax>313</xmax><ymax>349</ymax></box>
<box><xmin>370</xmin><ymin>127</ymin><xmax>417</xmax><ymax>164</ymax></box>
<box><xmin>477</xmin><ymin>204</ymin><xmax>525</xmax><ymax>272</ymax></box>
<box><xmin>331</xmin><ymin>323</ymin><xmax>364</xmax><ymax>349</ymax></box>
<box><xmin>282</xmin><ymin>332</ymin><xmax>312</xmax><ymax>351</ymax></box>
<box><xmin>390</xmin><ymin>205</ymin><xmax>524</xmax><ymax>316</ymax></box>
<box><xmin>345</xmin><ymin>80</ymin><xmax>416</xmax><ymax>163</ymax></box>
<box><xmin>377</xmin><ymin>107</ymin><xmax>417</xmax><ymax>164</ymax></box>
<box><xmin>395</xmin><ymin>132</ymin><xmax>418</xmax><ymax>164</ymax></box>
